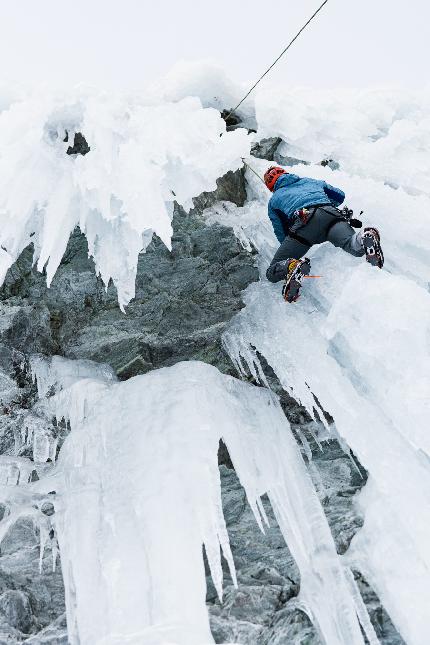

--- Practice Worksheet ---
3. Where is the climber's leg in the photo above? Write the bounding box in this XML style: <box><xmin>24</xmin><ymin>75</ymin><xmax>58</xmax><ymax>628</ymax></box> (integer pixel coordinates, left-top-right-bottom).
<box><xmin>266</xmin><ymin>236</ymin><xmax>311</xmax><ymax>283</ymax></box>
<box><xmin>327</xmin><ymin>220</ymin><xmax>366</xmax><ymax>257</ymax></box>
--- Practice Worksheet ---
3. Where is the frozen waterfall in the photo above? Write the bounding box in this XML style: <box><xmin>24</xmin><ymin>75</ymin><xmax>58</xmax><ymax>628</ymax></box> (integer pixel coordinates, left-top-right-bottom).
<box><xmin>0</xmin><ymin>73</ymin><xmax>429</xmax><ymax>645</ymax></box>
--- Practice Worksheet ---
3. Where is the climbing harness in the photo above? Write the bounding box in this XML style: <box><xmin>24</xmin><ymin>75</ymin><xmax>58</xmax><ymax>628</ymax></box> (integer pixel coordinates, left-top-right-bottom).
<box><xmin>323</xmin><ymin>206</ymin><xmax>363</xmax><ymax>238</ymax></box>
<box><xmin>223</xmin><ymin>0</ymin><xmax>329</xmax><ymax>123</ymax></box>
<box><xmin>285</xmin><ymin>205</ymin><xmax>364</xmax><ymax>247</ymax></box>
<box><xmin>338</xmin><ymin>206</ymin><xmax>363</xmax><ymax>229</ymax></box>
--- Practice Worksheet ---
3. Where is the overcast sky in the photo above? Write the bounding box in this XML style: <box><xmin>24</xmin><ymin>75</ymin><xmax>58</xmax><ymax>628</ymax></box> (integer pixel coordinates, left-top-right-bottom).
<box><xmin>0</xmin><ymin>0</ymin><xmax>428</xmax><ymax>91</ymax></box>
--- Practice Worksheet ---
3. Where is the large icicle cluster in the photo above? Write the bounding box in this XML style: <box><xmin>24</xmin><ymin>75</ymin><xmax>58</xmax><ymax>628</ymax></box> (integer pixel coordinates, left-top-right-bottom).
<box><xmin>0</xmin><ymin>88</ymin><xmax>249</xmax><ymax>308</ymax></box>
<box><xmin>29</xmin><ymin>356</ymin><xmax>369</xmax><ymax>645</ymax></box>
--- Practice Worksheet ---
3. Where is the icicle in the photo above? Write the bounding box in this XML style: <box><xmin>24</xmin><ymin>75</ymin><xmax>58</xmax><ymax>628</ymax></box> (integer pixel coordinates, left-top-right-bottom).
<box><xmin>6</xmin><ymin>462</ymin><xmax>19</xmax><ymax>485</ymax></box>
<box><xmin>256</xmin><ymin>496</ymin><xmax>270</xmax><ymax>529</ymax></box>
<box><xmin>38</xmin><ymin>517</ymin><xmax>49</xmax><ymax>574</ymax></box>
<box><xmin>344</xmin><ymin>568</ymin><xmax>381</xmax><ymax>645</ymax></box>
<box><xmin>296</xmin><ymin>427</ymin><xmax>313</xmax><ymax>461</ymax></box>
<box><xmin>14</xmin><ymin>427</ymin><xmax>23</xmax><ymax>455</ymax></box>
<box><xmin>307</xmin><ymin>423</ymin><xmax>324</xmax><ymax>452</ymax></box>
<box><xmin>51</xmin><ymin>530</ymin><xmax>59</xmax><ymax>573</ymax></box>
<box><xmin>49</xmin><ymin>436</ymin><xmax>59</xmax><ymax>463</ymax></box>
<box><xmin>0</xmin><ymin>92</ymin><xmax>250</xmax><ymax>307</ymax></box>
<box><xmin>33</xmin><ymin>431</ymin><xmax>51</xmax><ymax>464</ymax></box>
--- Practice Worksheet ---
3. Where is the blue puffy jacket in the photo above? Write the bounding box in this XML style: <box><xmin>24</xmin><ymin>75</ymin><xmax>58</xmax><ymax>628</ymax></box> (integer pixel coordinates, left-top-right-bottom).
<box><xmin>268</xmin><ymin>173</ymin><xmax>345</xmax><ymax>243</ymax></box>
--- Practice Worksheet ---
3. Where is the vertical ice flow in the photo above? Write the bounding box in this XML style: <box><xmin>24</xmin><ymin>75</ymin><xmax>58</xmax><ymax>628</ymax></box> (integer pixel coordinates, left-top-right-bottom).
<box><xmin>221</xmin><ymin>99</ymin><xmax>430</xmax><ymax>643</ymax></box>
<box><xmin>29</xmin><ymin>357</ymin><xmax>365</xmax><ymax>645</ymax></box>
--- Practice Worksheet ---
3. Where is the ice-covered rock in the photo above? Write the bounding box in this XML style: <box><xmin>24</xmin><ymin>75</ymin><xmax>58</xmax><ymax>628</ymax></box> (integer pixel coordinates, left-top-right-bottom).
<box><xmin>34</xmin><ymin>357</ymin><xmax>365</xmax><ymax>645</ymax></box>
<box><xmin>0</xmin><ymin>68</ymin><xmax>423</xmax><ymax>645</ymax></box>
<box><xmin>0</xmin><ymin>170</ymin><xmax>258</xmax><ymax>379</ymax></box>
<box><xmin>0</xmin><ymin>589</ymin><xmax>33</xmax><ymax>633</ymax></box>
<box><xmin>0</xmin><ymin>149</ymin><xmax>262</xmax><ymax>643</ymax></box>
<box><xmin>0</xmin><ymin>88</ymin><xmax>250</xmax><ymax>309</ymax></box>
<box><xmin>222</xmin><ymin>142</ymin><xmax>430</xmax><ymax>645</ymax></box>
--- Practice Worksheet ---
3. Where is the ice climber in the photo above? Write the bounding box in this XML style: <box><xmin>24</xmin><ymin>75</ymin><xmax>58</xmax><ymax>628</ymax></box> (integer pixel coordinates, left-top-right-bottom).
<box><xmin>264</xmin><ymin>166</ymin><xmax>384</xmax><ymax>302</ymax></box>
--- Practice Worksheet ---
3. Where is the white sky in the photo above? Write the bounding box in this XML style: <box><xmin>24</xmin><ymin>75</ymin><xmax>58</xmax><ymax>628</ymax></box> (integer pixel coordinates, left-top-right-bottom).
<box><xmin>0</xmin><ymin>0</ymin><xmax>428</xmax><ymax>91</ymax></box>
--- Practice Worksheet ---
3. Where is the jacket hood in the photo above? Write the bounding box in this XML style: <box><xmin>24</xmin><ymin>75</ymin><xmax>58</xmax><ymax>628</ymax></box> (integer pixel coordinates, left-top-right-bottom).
<box><xmin>273</xmin><ymin>173</ymin><xmax>301</xmax><ymax>191</ymax></box>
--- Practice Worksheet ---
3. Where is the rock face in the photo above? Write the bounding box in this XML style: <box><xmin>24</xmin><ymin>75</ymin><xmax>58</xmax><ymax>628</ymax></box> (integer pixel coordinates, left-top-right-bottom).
<box><xmin>210</xmin><ymin>405</ymin><xmax>404</xmax><ymax>645</ymax></box>
<box><xmin>0</xmin><ymin>170</ymin><xmax>255</xmax><ymax>380</ymax></box>
<box><xmin>0</xmin><ymin>519</ymin><xmax>66</xmax><ymax>643</ymax></box>
<box><xmin>0</xmin><ymin>168</ymin><xmax>259</xmax><ymax>643</ymax></box>
<box><xmin>0</xmin><ymin>163</ymin><xmax>404</xmax><ymax>644</ymax></box>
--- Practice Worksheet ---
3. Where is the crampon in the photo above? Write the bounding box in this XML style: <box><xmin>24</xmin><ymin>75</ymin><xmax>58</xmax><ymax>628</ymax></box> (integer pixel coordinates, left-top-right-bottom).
<box><xmin>282</xmin><ymin>258</ymin><xmax>311</xmax><ymax>303</ymax></box>
<box><xmin>362</xmin><ymin>228</ymin><xmax>384</xmax><ymax>269</ymax></box>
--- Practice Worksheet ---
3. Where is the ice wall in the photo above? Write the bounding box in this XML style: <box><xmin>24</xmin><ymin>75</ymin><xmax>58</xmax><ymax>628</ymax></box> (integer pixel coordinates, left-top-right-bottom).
<box><xmin>221</xmin><ymin>89</ymin><xmax>430</xmax><ymax>644</ymax></box>
<box><xmin>0</xmin><ymin>88</ymin><xmax>250</xmax><ymax>309</ymax></box>
<box><xmin>1</xmin><ymin>69</ymin><xmax>428</xmax><ymax>644</ymax></box>
<box><xmin>255</xmin><ymin>87</ymin><xmax>430</xmax><ymax>195</ymax></box>
<box><xmin>29</xmin><ymin>357</ymin><xmax>366</xmax><ymax>645</ymax></box>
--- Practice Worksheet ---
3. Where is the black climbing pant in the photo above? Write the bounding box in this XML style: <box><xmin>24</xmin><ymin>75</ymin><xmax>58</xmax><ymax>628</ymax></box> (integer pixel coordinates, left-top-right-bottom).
<box><xmin>266</xmin><ymin>205</ymin><xmax>365</xmax><ymax>283</ymax></box>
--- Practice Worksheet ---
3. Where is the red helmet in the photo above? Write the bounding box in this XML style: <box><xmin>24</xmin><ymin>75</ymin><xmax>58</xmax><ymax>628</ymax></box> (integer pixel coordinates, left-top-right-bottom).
<box><xmin>264</xmin><ymin>166</ymin><xmax>287</xmax><ymax>192</ymax></box>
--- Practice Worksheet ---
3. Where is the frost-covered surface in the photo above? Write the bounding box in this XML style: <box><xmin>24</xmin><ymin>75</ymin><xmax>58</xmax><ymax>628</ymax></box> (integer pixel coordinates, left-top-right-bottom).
<box><xmin>0</xmin><ymin>68</ymin><xmax>427</xmax><ymax>644</ymax></box>
<box><xmin>28</xmin><ymin>356</ymin><xmax>370</xmax><ymax>645</ymax></box>
<box><xmin>221</xmin><ymin>88</ymin><xmax>430</xmax><ymax>645</ymax></box>
<box><xmin>149</xmin><ymin>60</ymin><xmax>255</xmax><ymax>127</ymax></box>
<box><xmin>0</xmin><ymin>87</ymin><xmax>249</xmax><ymax>309</ymax></box>
<box><xmin>254</xmin><ymin>87</ymin><xmax>430</xmax><ymax>196</ymax></box>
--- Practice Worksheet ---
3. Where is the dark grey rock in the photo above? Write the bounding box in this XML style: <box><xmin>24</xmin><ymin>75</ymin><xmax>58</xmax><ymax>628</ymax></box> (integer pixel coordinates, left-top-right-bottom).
<box><xmin>0</xmin><ymin>304</ymin><xmax>54</xmax><ymax>356</ymax></box>
<box><xmin>250</xmin><ymin>139</ymin><xmax>309</xmax><ymax>168</ymax></box>
<box><xmin>24</xmin><ymin>613</ymin><xmax>68</xmax><ymax>644</ymax></box>
<box><xmin>320</xmin><ymin>159</ymin><xmax>340</xmax><ymax>171</ymax></box>
<box><xmin>353</xmin><ymin>572</ymin><xmax>406</xmax><ymax>645</ymax></box>
<box><xmin>251</xmin><ymin>138</ymin><xmax>282</xmax><ymax>161</ymax></box>
<box><xmin>210</xmin><ymin>614</ymin><xmax>265</xmax><ymax>644</ymax></box>
<box><xmin>0</xmin><ymin>169</ymin><xmax>258</xmax><ymax>379</ymax></box>
<box><xmin>274</xmin><ymin>152</ymin><xmax>310</xmax><ymax>167</ymax></box>
<box><xmin>40</xmin><ymin>503</ymin><xmax>55</xmax><ymax>517</ymax></box>
<box><xmin>206</xmin><ymin>465</ymin><xmax>317</xmax><ymax>644</ymax></box>
<box><xmin>0</xmin><ymin>521</ymin><xmax>65</xmax><ymax>641</ymax></box>
<box><xmin>65</xmin><ymin>131</ymin><xmax>90</xmax><ymax>156</ymax></box>
<box><xmin>220</xmin><ymin>110</ymin><xmax>243</xmax><ymax>132</ymax></box>
<box><xmin>263</xmin><ymin>607</ymin><xmax>320</xmax><ymax>645</ymax></box>
<box><xmin>0</xmin><ymin>590</ymin><xmax>32</xmax><ymax>633</ymax></box>
<box><xmin>192</xmin><ymin>168</ymin><xmax>247</xmax><ymax>211</ymax></box>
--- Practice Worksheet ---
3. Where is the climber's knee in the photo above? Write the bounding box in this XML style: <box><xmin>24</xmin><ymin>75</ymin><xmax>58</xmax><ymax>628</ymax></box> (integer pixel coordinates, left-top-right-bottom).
<box><xmin>327</xmin><ymin>221</ymin><xmax>365</xmax><ymax>257</ymax></box>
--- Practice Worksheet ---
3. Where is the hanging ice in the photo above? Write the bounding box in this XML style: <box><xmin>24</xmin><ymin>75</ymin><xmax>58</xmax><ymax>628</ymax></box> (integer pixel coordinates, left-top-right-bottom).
<box><xmin>1</xmin><ymin>69</ymin><xmax>429</xmax><ymax>645</ymax></box>
<box><xmin>0</xmin><ymin>89</ymin><xmax>250</xmax><ymax>309</ymax></box>
<box><xmin>31</xmin><ymin>356</ymin><xmax>366</xmax><ymax>645</ymax></box>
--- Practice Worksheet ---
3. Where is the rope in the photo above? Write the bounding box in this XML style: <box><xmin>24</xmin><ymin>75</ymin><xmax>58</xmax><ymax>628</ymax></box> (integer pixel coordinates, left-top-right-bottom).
<box><xmin>241</xmin><ymin>158</ymin><xmax>266</xmax><ymax>185</ymax></box>
<box><xmin>224</xmin><ymin>0</ymin><xmax>329</xmax><ymax>122</ymax></box>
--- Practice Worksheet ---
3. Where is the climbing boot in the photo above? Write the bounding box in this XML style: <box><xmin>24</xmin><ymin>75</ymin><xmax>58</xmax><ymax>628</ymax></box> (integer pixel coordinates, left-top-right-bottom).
<box><xmin>361</xmin><ymin>228</ymin><xmax>384</xmax><ymax>269</ymax></box>
<box><xmin>282</xmin><ymin>258</ymin><xmax>311</xmax><ymax>303</ymax></box>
